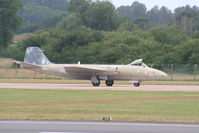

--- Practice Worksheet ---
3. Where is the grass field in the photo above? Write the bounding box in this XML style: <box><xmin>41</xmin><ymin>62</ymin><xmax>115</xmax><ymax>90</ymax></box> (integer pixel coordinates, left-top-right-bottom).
<box><xmin>0</xmin><ymin>89</ymin><xmax>199</xmax><ymax>123</ymax></box>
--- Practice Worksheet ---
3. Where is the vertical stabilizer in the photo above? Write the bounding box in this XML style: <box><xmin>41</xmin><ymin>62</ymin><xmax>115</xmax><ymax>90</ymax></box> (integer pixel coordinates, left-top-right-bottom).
<box><xmin>24</xmin><ymin>47</ymin><xmax>52</xmax><ymax>65</ymax></box>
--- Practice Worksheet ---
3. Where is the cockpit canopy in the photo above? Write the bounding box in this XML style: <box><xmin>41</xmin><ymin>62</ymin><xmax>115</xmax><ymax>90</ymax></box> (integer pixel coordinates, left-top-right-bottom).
<box><xmin>130</xmin><ymin>59</ymin><xmax>147</xmax><ymax>67</ymax></box>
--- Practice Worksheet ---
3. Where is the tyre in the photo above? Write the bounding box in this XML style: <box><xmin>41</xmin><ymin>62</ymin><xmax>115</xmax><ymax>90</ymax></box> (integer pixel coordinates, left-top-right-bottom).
<box><xmin>134</xmin><ymin>82</ymin><xmax>140</xmax><ymax>87</ymax></box>
<box><xmin>92</xmin><ymin>80</ymin><xmax>100</xmax><ymax>86</ymax></box>
<box><xmin>105</xmin><ymin>80</ymin><xmax>114</xmax><ymax>86</ymax></box>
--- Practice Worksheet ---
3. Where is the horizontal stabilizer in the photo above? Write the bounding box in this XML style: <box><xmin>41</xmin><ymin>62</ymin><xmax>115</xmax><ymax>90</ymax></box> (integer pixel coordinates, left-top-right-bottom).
<box><xmin>15</xmin><ymin>61</ymin><xmax>41</xmax><ymax>69</ymax></box>
<box><xmin>64</xmin><ymin>66</ymin><xmax>106</xmax><ymax>75</ymax></box>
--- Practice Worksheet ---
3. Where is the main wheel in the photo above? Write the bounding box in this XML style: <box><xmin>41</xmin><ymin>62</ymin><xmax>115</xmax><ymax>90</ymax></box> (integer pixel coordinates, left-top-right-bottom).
<box><xmin>92</xmin><ymin>80</ymin><xmax>100</xmax><ymax>86</ymax></box>
<box><xmin>134</xmin><ymin>82</ymin><xmax>140</xmax><ymax>87</ymax></box>
<box><xmin>105</xmin><ymin>80</ymin><xmax>114</xmax><ymax>86</ymax></box>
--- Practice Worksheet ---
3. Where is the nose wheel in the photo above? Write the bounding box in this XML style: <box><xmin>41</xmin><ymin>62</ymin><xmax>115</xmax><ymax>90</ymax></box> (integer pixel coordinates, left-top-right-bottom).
<box><xmin>134</xmin><ymin>82</ymin><xmax>140</xmax><ymax>87</ymax></box>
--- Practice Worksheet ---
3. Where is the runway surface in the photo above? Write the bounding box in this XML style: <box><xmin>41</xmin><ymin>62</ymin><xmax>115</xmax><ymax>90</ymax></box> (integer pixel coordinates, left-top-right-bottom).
<box><xmin>0</xmin><ymin>83</ymin><xmax>199</xmax><ymax>91</ymax></box>
<box><xmin>0</xmin><ymin>120</ymin><xmax>199</xmax><ymax>133</ymax></box>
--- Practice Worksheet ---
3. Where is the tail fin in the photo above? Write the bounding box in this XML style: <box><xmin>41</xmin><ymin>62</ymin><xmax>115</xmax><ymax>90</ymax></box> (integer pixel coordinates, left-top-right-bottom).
<box><xmin>24</xmin><ymin>47</ymin><xmax>52</xmax><ymax>65</ymax></box>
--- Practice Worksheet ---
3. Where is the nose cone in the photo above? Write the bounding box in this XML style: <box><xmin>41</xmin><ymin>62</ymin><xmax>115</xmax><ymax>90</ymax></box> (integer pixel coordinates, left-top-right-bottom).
<box><xmin>159</xmin><ymin>71</ymin><xmax>168</xmax><ymax>79</ymax></box>
<box><xmin>150</xmin><ymin>68</ymin><xmax>168</xmax><ymax>80</ymax></box>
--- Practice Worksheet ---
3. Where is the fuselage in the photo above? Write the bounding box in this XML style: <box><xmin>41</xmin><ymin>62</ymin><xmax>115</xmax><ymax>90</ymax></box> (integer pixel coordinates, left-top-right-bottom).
<box><xmin>30</xmin><ymin>64</ymin><xmax>167</xmax><ymax>81</ymax></box>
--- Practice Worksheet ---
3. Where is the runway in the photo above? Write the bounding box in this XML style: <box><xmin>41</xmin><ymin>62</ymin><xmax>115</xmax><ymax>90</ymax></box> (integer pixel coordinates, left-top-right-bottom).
<box><xmin>0</xmin><ymin>83</ymin><xmax>199</xmax><ymax>91</ymax></box>
<box><xmin>0</xmin><ymin>120</ymin><xmax>199</xmax><ymax>133</ymax></box>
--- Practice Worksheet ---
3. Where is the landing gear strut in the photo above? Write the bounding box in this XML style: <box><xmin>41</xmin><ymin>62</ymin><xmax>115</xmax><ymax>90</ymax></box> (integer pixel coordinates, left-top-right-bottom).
<box><xmin>91</xmin><ymin>76</ymin><xmax>100</xmax><ymax>86</ymax></box>
<box><xmin>105</xmin><ymin>80</ymin><xmax>114</xmax><ymax>86</ymax></box>
<box><xmin>134</xmin><ymin>82</ymin><xmax>140</xmax><ymax>87</ymax></box>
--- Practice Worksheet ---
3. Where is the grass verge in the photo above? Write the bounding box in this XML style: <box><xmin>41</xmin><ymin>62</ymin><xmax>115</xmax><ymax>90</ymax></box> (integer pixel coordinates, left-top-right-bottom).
<box><xmin>0</xmin><ymin>89</ymin><xmax>199</xmax><ymax>123</ymax></box>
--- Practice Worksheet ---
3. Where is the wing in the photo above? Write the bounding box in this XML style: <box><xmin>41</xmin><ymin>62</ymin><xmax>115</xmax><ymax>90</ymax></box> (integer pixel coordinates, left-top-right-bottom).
<box><xmin>64</xmin><ymin>66</ymin><xmax>107</xmax><ymax>75</ymax></box>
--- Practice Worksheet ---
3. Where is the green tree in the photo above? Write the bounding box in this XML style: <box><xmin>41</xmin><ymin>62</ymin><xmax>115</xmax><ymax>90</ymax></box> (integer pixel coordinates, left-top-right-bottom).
<box><xmin>84</xmin><ymin>1</ymin><xmax>120</xmax><ymax>31</ymax></box>
<box><xmin>150</xmin><ymin>26</ymin><xmax>188</xmax><ymax>44</ymax></box>
<box><xmin>158</xmin><ymin>6</ymin><xmax>172</xmax><ymax>25</ymax></box>
<box><xmin>117</xmin><ymin>1</ymin><xmax>147</xmax><ymax>20</ymax></box>
<box><xmin>0</xmin><ymin>0</ymin><xmax>22</xmax><ymax>48</ymax></box>
<box><xmin>178</xmin><ymin>39</ymin><xmax>199</xmax><ymax>64</ymax></box>
<box><xmin>134</xmin><ymin>18</ymin><xmax>149</xmax><ymax>30</ymax></box>
<box><xmin>174</xmin><ymin>5</ymin><xmax>199</xmax><ymax>34</ymax></box>
<box><xmin>20</xmin><ymin>0</ymin><xmax>68</xmax><ymax>10</ymax></box>
<box><xmin>67</xmin><ymin>0</ymin><xmax>120</xmax><ymax>31</ymax></box>
<box><xmin>56</xmin><ymin>13</ymin><xmax>82</xmax><ymax>30</ymax></box>
<box><xmin>68</xmin><ymin>0</ymin><xmax>91</xmax><ymax>23</ymax></box>
<box><xmin>68</xmin><ymin>0</ymin><xmax>90</xmax><ymax>13</ymax></box>
<box><xmin>18</xmin><ymin>0</ymin><xmax>67</xmax><ymax>33</ymax></box>
<box><xmin>20</xmin><ymin>3</ymin><xmax>65</xmax><ymax>24</ymax></box>
<box><xmin>147</xmin><ymin>6</ymin><xmax>159</xmax><ymax>27</ymax></box>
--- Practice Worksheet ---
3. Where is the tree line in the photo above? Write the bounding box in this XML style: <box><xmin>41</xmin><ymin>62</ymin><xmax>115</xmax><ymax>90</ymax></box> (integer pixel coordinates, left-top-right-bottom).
<box><xmin>19</xmin><ymin>0</ymin><xmax>68</xmax><ymax>33</ymax></box>
<box><xmin>19</xmin><ymin>0</ymin><xmax>199</xmax><ymax>34</ymax></box>
<box><xmin>5</xmin><ymin>26</ymin><xmax>197</xmax><ymax>65</ymax></box>
<box><xmin>117</xmin><ymin>2</ymin><xmax>199</xmax><ymax>34</ymax></box>
<box><xmin>0</xmin><ymin>0</ymin><xmax>199</xmax><ymax>65</ymax></box>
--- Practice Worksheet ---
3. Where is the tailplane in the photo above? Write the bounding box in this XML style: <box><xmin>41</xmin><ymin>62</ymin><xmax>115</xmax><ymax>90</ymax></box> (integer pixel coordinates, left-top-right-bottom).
<box><xmin>24</xmin><ymin>47</ymin><xmax>52</xmax><ymax>65</ymax></box>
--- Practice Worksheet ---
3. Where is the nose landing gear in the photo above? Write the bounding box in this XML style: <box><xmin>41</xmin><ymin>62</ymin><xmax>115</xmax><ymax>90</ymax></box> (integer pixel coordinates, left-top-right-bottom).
<box><xmin>134</xmin><ymin>82</ymin><xmax>140</xmax><ymax>87</ymax></box>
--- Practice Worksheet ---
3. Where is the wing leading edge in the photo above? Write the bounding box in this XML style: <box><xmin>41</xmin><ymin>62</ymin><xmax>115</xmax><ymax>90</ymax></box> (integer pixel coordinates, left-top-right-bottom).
<box><xmin>64</xmin><ymin>66</ymin><xmax>107</xmax><ymax>75</ymax></box>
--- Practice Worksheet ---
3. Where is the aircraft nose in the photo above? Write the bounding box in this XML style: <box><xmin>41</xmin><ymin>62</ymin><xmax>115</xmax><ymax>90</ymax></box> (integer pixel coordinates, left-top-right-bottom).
<box><xmin>159</xmin><ymin>71</ymin><xmax>168</xmax><ymax>79</ymax></box>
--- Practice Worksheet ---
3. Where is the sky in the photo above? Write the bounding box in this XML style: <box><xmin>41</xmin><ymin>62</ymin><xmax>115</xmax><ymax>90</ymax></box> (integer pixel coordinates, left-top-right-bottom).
<box><xmin>108</xmin><ymin>0</ymin><xmax>199</xmax><ymax>11</ymax></box>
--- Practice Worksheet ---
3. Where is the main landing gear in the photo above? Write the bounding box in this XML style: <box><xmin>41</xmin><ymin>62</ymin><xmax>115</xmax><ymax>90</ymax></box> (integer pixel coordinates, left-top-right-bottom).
<box><xmin>91</xmin><ymin>79</ymin><xmax>114</xmax><ymax>86</ymax></box>
<box><xmin>92</xmin><ymin>80</ymin><xmax>140</xmax><ymax>87</ymax></box>
<box><xmin>92</xmin><ymin>80</ymin><xmax>100</xmax><ymax>86</ymax></box>
<box><xmin>105</xmin><ymin>80</ymin><xmax>114</xmax><ymax>86</ymax></box>
<box><xmin>91</xmin><ymin>76</ymin><xmax>100</xmax><ymax>86</ymax></box>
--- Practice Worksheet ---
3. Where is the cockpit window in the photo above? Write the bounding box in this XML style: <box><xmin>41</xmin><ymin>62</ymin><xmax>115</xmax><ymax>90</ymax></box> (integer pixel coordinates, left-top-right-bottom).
<box><xmin>142</xmin><ymin>63</ymin><xmax>147</xmax><ymax>67</ymax></box>
<box><xmin>130</xmin><ymin>59</ymin><xmax>148</xmax><ymax>67</ymax></box>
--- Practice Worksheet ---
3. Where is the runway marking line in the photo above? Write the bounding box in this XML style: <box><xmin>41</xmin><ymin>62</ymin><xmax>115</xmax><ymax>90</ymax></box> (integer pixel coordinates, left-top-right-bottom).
<box><xmin>40</xmin><ymin>132</ymin><xmax>85</xmax><ymax>133</ymax></box>
<box><xmin>1</xmin><ymin>121</ymin><xmax>199</xmax><ymax>128</ymax></box>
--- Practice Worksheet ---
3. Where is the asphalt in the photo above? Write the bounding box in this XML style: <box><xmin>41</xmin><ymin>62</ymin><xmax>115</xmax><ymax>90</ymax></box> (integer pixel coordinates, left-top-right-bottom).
<box><xmin>0</xmin><ymin>120</ymin><xmax>199</xmax><ymax>133</ymax></box>
<box><xmin>0</xmin><ymin>83</ymin><xmax>199</xmax><ymax>91</ymax></box>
